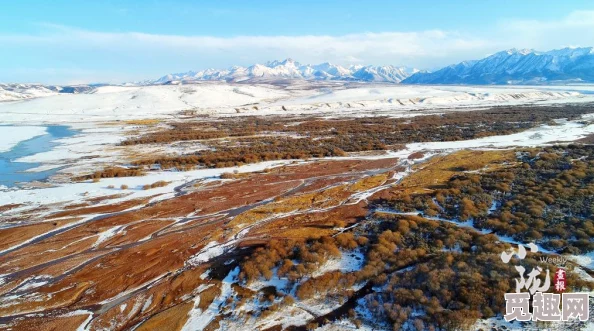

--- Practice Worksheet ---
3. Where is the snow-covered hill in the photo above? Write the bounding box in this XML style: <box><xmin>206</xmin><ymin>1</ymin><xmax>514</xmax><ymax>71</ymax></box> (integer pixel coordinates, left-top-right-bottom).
<box><xmin>152</xmin><ymin>59</ymin><xmax>417</xmax><ymax>84</ymax></box>
<box><xmin>0</xmin><ymin>83</ymin><xmax>95</xmax><ymax>102</ymax></box>
<box><xmin>403</xmin><ymin>47</ymin><xmax>594</xmax><ymax>85</ymax></box>
<box><xmin>1</xmin><ymin>82</ymin><xmax>592</xmax><ymax>124</ymax></box>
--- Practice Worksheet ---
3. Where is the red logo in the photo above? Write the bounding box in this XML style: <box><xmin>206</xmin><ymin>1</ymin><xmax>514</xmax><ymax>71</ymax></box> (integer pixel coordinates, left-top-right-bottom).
<box><xmin>554</xmin><ymin>268</ymin><xmax>566</xmax><ymax>293</ymax></box>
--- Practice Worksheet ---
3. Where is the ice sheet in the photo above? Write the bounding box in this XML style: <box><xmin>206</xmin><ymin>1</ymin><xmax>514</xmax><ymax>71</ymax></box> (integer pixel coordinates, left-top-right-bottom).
<box><xmin>0</xmin><ymin>126</ymin><xmax>47</xmax><ymax>152</ymax></box>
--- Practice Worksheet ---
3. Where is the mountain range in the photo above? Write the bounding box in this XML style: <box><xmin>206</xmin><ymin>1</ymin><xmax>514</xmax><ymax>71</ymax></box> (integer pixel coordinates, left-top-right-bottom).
<box><xmin>150</xmin><ymin>47</ymin><xmax>594</xmax><ymax>85</ymax></box>
<box><xmin>152</xmin><ymin>59</ymin><xmax>419</xmax><ymax>84</ymax></box>
<box><xmin>403</xmin><ymin>47</ymin><xmax>594</xmax><ymax>84</ymax></box>
<box><xmin>0</xmin><ymin>83</ymin><xmax>95</xmax><ymax>102</ymax></box>
<box><xmin>4</xmin><ymin>47</ymin><xmax>594</xmax><ymax>90</ymax></box>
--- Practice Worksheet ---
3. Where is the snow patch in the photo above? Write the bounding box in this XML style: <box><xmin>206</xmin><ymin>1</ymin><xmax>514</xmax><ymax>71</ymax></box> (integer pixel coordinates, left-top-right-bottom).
<box><xmin>569</xmin><ymin>251</ymin><xmax>594</xmax><ymax>270</ymax></box>
<box><xmin>93</xmin><ymin>225</ymin><xmax>125</xmax><ymax>248</ymax></box>
<box><xmin>312</xmin><ymin>251</ymin><xmax>364</xmax><ymax>277</ymax></box>
<box><xmin>181</xmin><ymin>267</ymin><xmax>239</xmax><ymax>331</ymax></box>
<box><xmin>0</xmin><ymin>126</ymin><xmax>47</xmax><ymax>153</ymax></box>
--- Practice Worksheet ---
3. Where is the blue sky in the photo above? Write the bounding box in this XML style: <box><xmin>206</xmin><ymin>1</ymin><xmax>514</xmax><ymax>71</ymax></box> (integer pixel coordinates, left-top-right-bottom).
<box><xmin>2</xmin><ymin>0</ymin><xmax>594</xmax><ymax>84</ymax></box>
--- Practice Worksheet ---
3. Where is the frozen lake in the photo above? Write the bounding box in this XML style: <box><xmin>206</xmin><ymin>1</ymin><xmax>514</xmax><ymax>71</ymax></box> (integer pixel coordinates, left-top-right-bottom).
<box><xmin>0</xmin><ymin>125</ymin><xmax>77</xmax><ymax>187</ymax></box>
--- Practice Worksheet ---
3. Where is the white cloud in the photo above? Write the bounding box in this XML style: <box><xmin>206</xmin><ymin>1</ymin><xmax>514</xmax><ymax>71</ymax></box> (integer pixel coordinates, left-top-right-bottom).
<box><xmin>4</xmin><ymin>24</ymin><xmax>488</xmax><ymax>61</ymax></box>
<box><xmin>1</xmin><ymin>10</ymin><xmax>594</xmax><ymax>84</ymax></box>
<box><xmin>496</xmin><ymin>10</ymin><xmax>594</xmax><ymax>49</ymax></box>
<box><xmin>0</xmin><ymin>25</ymin><xmax>493</xmax><ymax>83</ymax></box>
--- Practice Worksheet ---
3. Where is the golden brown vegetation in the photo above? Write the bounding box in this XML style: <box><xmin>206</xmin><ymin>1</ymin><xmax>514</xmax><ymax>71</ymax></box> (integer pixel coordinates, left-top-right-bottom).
<box><xmin>142</xmin><ymin>180</ymin><xmax>170</xmax><ymax>190</ymax></box>
<box><xmin>76</xmin><ymin>167</ymin><xmax>145</xmax><ymax>181</ymax></box>
<box><xmin>124</xmin><ymin>119</ymin><xmax>162</xmax><ymax>126</ymax></box>
<box><xmin>86</xmin><ymin>104</ymin><xmax>594</xmax><ymax>179</ymax></box>
<box><xmin>240</xmin><ymin>234</ymin><xmax>364</xmax><ymax>285</ymax></box>
<box><xmin>381</xmin><ymin>145</ymin><xmax>594</xmax><ymax>254</ymax></box>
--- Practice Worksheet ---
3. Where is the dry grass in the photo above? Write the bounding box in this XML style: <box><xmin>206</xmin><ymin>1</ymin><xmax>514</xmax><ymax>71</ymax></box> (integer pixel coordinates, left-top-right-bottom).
<box><xmin>0</xmin><ymin>203</ymin><xmax>23</xmax><ymax>213</ymax></box>
<box><xmin>124</xmin><ymin>119</ymin><xmax>162</xmax><ymax>126</ymax></box>
<box><xmin>0</xmin><ymin>281</ymin><xmax>91</xmax><ymax>317</ymax></box>
<box><xmin>86</xmin><ymin>193</ymin><xmax>129</xmax><ymax>204</ymax></box>
<box><xmin>49</xmin><ymin>198</ymin><xmax>150</xmax><ymax>218</ymax></box>
<box><xmin>64</xmin><ymin>202</ymin><xmax>90</xmax><ymax>210</ymax></box>
<box><xmin>220</xmin><ymin>172</ymin><xmax>249</xmax><ymax>179</ymax></box>
<box><xmin>142</xmin><ymin>181</ymin><xmax>170</xmax><ymax>190</ymax></box>
<box><xmin>269</xmin><ymin>226</ymin><xmax>337</xmax><ymax>239</ymax></box>
<box><xmin>229</xmin><ymin>173</ymin><xmax>387</xmax><ymax>230</ymax></box>
<box><xmin>7</xmin><ymin>312</ymin><xmax>93</xmax><ymax>331</ymax></box>
<box><xmin>0</xmin><ymin>157</ymin><xmax>404</xmax><ymax>327</ymax></box>
<box><xmin>230</xmin><ymin>186</ymin><xmax>345</xmax><ymax>228</ymax></box>
<box><xmin>197</xmin><ymin>284</ymin><xmax>221</xmax><ymax>310</ymax></box>
<box><xmin>135</xmin><ymin>301</ymin><xmax>193</xmax><ymax>331</ymax></box>
<box><xmin>397</xmin><ymin>150</ymin><xmax>515</xmax><ymax>194</ymax></box>
<box><xmin>577</xmin><ymin>133</ymin><xmax>594</xmax><ymax>144</ymax></box>
<box><xmin>246</xmin><ymin>203</ymin><xmax>367</xmax><ymax>240</ymax></box>
<box><xmin>0</xmin><ymin>217</ymin><xmax>81</xmax><ymax>252</ymax></box>
<box><xmin>31</xmin><ymin>251</ymin><xmax>108</xmax><ymax>279</ymax></box>
<box><xmin>348</xmin><ymin>173</ymin><xmax>388</xmax><ymax>192</ymax></box>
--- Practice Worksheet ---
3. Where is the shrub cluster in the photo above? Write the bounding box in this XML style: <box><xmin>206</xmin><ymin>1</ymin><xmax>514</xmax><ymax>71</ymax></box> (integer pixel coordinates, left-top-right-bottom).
<box><xmin>379</xmin><ymin>145</ymin><xmax>594</xmax><ymax>254</ymax></box>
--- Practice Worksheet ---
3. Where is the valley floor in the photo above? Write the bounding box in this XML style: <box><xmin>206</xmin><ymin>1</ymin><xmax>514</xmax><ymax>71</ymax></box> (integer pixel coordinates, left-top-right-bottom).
<box><xmin>1</xmin><ymin>83</ymin><xmax>594</xmax><ymax>330</ymax></box>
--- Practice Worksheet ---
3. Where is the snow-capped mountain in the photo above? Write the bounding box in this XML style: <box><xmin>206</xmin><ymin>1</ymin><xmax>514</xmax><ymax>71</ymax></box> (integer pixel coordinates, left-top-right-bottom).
<box><xmin>352</xmin><ymin>65</ymin><xmax>416</xmax><ymax>82</ymax></box>
<box><xmin>403</xmin><ymin>47</ymin><xmax>594</xmax><ymax>85</ymax></box>
<box><xmin>152</xmin><ymin>59</ymin><xmax>416</xmax><ymax>84</ymax></box>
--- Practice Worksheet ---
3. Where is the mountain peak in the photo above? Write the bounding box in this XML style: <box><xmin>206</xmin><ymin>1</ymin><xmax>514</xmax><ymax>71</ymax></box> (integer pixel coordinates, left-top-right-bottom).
<box><xmin>266</xmin><ymin>58</ymin><xmax>298</xmax><ymax>68</ymax></box>
<box><xmin>493</xmin><ymin>48</ymin><xmax>534</xmax><ymax>57</ymax></box>
<box><xmin>506</xmin><ymin>48</ymin><xmax>534</xmax><ymax>55</ymax></box>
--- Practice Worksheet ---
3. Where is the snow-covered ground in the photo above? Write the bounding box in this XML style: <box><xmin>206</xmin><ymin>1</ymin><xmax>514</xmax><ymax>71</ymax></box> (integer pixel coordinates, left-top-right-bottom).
<box><xmin>313</xmin><ymin>319</ymin><xmax>377</xmax><ymax>331</ymax></box>
<box><xmin>0</xmin><ymin>83</ymin><xmax>593</xmax><ymax>124</ymax></box>
<box><xmin>0</xmin><ymin>83</ymin><xmax>290</xmax><ymax>123</ymax></box>
<box><xmin>473</xmin><ymin>315</ymin><xmax>594</xmax><ymax>331</ymax></box>
<box><xmin>404</xmin><ymin>117</ymin><xmax>594</xmax><ymax>151</ymax></box>
<box><xmin>0</xmin><ymin>126</ymin><xmax>47</xmax><ymax>152</ymax></box>
<box><xmin>570</xmin><ymin>251</ymin><xmax>594</xmax><ymax>270</ymax></box>
<box><xmin>312</xmin><ymin>251</ymin><xmax>365</xmax><ymax>277</ymax></box>
<box><xmin>11</xmin><ymin>124</ymin><xmax>129</xmax><ymax>176</ymax></box>
<box><xmin>278</xmin><ymin>84</ymin><xmax>582</xmax><ymax>107</ymax></box>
